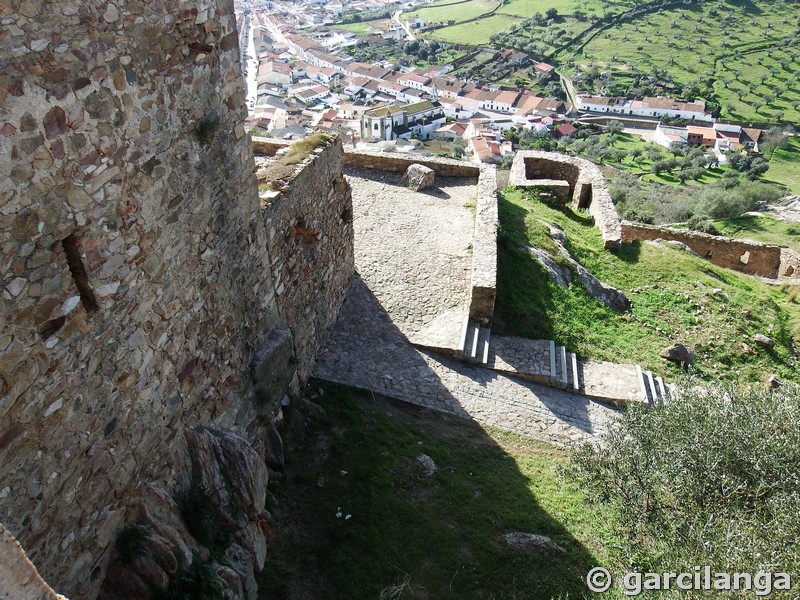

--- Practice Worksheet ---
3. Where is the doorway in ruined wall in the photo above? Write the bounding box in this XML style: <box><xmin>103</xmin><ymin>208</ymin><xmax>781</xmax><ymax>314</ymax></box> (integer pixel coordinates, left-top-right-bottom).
<box><xmin>577</xmin><ymin>182</ymin><xmax>592</xmax><ymax>209</ymax></box>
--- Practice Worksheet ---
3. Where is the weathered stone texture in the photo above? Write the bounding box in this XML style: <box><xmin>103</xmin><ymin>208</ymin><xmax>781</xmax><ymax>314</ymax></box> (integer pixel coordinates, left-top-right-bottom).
<box><xmin>401</xmin><ymin>163</ymin><xmax>435</xmax><ymax>191</ymax></box>
<box><xmin>0</xmin><ymin>2</ymin><xmax>352</xmax><ymax>598</ymax></box>
<box><xmin>343</xmin><ymin>149</ymin><xmax>481</xmax><ymax>177</ymax></box>
<box><xmin>621</xmin><ymin>222</ymin><xmax>784</xmax><ymax>278</ymax></box>
<box><xmin>469</xmin><ymin>167</ymin><xmax>498</xmax><ymax>324</ymax></box>
<box><xmin>0</xmin><ymin>523</ymin><xmax>67</xmax><ymax>599</ymax></box>
<box><xmin>257</xmin><ymin>138</ymin><xmax>355</xmax><ymax>380</ymax></box>
<box><xmin>509</xmin><ymin>151</ymin><xmax>622</xmax><ymax>249</ymax></box>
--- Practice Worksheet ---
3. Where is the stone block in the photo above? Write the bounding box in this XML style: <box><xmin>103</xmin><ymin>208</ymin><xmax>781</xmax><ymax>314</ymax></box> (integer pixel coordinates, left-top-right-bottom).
<box><xmin>401</xmin><ymin>163</ymin><xmax>435</xmax><ymax>191</ymax></box>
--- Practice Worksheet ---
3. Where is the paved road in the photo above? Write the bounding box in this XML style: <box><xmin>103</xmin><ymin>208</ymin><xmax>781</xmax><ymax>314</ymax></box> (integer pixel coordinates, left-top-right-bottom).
<box><xmin>393</xmin><ymin>10</ymin><xmax>417</xmax><ymax>41</ymax></box>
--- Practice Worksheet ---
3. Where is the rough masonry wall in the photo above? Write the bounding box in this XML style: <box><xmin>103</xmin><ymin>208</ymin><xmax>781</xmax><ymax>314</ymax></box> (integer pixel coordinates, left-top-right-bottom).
<box><xmin>343</xmin><ymin>149</ymin><xmax>481</xmax><ymax>177</ymax></box>
<box><xmin>510</xmin><ymin>151</ymin><xmax>622</xmax><ymax>249</ymax></box>
<box><xmin>261</xmin><ymin>139</ymin><xmax>355</xmax><ymax>380</ymax></box>
<box><xmin>621</xmin><ymin>222</ymin><xmax>783</xmax><ymax>278</ymax></box>
<box><xmin>469</xmin><ymin>167</ymin><xmax>498</xmax><ymax>324</ymax></box>
<box><xmin>0</xmin><ymin>2</ymin><xmax>351</xmax><ymax>597</ymax></box>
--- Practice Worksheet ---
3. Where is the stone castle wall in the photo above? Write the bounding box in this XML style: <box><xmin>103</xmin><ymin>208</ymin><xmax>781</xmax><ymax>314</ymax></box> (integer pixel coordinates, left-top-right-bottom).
<box><xmin>261</xmin><ymin>141</ymin><xmax>355</xmax><ymax>380</ymax></box>
<box><xmin>621</xmin><ymin>222</ymin><xmax>783</xmax><ymax>278</ymax></box>
<box><xmin>0</xmin><ymin>2</ymin><xmax>353</xmax><ymax>597</ymax></box>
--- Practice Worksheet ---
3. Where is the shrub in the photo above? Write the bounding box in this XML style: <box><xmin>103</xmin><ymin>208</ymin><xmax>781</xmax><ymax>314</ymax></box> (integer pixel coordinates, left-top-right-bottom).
<box><xmin>114</xmin><ymin>520</ymin><xmax>151</xmax><ymax>565</ymax></box>
<box><xmin>152</xmin><ymin>557</ymin><xmax>223</xmax><ymax>600</ymax></box>
<box><xmin>686</xmin><ymin>214</ymin><xmax>720</xmax><ymax>235</ymax></box>
<box><xmin>568</xmin><ymin>382</ymin><xmax>800</xmax><ymax>575</ymax></box>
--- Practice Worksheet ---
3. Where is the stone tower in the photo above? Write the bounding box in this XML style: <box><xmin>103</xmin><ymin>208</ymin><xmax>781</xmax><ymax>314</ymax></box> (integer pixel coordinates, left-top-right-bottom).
<box><xmin>0</xmin><ymin>0</ymin><xmax>353</xmax><ymax>597</ymax></box>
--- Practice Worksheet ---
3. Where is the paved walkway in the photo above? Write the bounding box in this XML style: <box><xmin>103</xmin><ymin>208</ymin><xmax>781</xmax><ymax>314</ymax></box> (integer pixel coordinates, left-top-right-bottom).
<box><xmin>346</xmin><ymin>166</ymin><xmax>474</xmax><ymax>350</ymax></box>
<box><xmin>313</xmin><ymin>168</ymin><xmax>620</xmax><ymax>445</ymax></box>
<box><xmin>314</xmin><ymin>277</ymin><xmax>619</xmax><ymax>445</ymax></box>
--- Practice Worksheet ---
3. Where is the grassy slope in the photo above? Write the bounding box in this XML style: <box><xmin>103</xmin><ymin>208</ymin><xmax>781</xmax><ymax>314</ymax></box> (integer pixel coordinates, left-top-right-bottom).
<box><xmin>562</xmin><ymin>1</ymin><xmax>800</xmax><ymax>123</ymax></box>
<box><xmin>416</xmin><ymin>0</ymin><xmax>799</xmax><ymax>124</ymax></box>
<box><xmin>766</xmin><ymin>136</ymin><xmax>800</xmax><ymax>194</ymax></box>
<box><xmin>423</xmin><ymin>14</ymin><xmax>520</xmax><ymax>44</ymax></box>
<box><xmin>258</xmin><ymin>384</ymin><xmax>620</xmax><ymax>600</ymax></box>
<box><xmin>499</xmin><ymin>0</ymin><xmax>600</xmax><ymax>18</ymax></box>
<box><xmin>402</xmin><ymin>0</ymin><xmax>499</xmax><ymax>23</ymax></box>
<box><xmin>711</xmin><ymin>214</ymin><xmax>800</xmax><ymax>253</ymax></box>
<box><xmin>494</xmin><ymin>188</ymin><xmax>800</xmax><ymax>383</ymax></box>
<box><xmin>578</xmin><ymin>132</ymin><xmax>731</xmax><ymax>186</ymax></box>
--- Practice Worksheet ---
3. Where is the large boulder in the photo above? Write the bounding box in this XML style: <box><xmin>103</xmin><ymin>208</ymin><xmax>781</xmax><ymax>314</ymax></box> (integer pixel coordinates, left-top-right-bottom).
<box><xmin>660</xmin><ymin>343</ymin><xmax>695</xmax><ymax>367</ymax></box>
<box><xmin>401</xmin><ymin>163</ymin><xmax>435</xmax><ymax>191</ymax></box>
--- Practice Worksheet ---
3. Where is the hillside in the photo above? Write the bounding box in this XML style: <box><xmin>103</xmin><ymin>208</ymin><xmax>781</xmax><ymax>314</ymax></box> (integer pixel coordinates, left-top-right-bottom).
<box><xmin>494</xmin><ymin>187</ymin><xmax>800</xmax><ymax>384</ymax></box>
<box><xmin>412</xmin><ymin>0</ymin><xmax>800</xmax><ymax>124</ymax></box>
<box><xmin>258</xmin><ymin>384</ymin><xmax>621</xmax><ymax>600</ymax></box>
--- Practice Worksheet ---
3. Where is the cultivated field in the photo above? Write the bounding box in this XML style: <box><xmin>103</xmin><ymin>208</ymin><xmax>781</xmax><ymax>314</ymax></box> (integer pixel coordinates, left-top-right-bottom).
<box><xmin>424</xmin><ymin>14</ymin><xmax>520</xmax><ymax>44</ymax></box>
<box><xmin>410</xmin><ymin>0</ymin><xmax>800</xmax><ymax>124</ymax></box>
<box><xmin>402</xmin><ymin>0</ymin><xmax>499</xmax><ymax>24</ymax></box>
<box><xmin>572</xmin><ymin>1</ymin><xmax>800</xmax><ymax>123</ymax></box>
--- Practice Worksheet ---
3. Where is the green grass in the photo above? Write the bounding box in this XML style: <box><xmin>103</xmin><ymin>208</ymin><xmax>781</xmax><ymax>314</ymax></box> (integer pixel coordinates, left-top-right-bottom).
<box><xmin>495</xmin><ymin>187</ymin><xmax>800</xmax><ymax>383</ymax></box>
<box><xmin>332</xmin><ymin>21</ymin><xmax>380</xmax><ymax>35</ymax></box>
<box><xmin>402</xmin><ymin>0</ymin><xmax>499</xmax><ymax>24</ymax></box>
<box><xmin>498</xmin><ymin>0</ymin><xmax>599</xmax><ymax>18</ymax></box>
<box><xmin>766</xmin><ymin>136</ymin><xmax>800</xmax><ymax>194</ymax></box>
<box><xmin>562</xmin><ymin>0</ymin><xmax>800</xmax><ymax>123</ymax></box>
<box><xmin>422</xmin><ymin>14</ymin><xmax>522</xmax><ymax>45</ymax></box>
<box><xmin>593</xmin><ymin>132</ymin><xmax>731</xmax><ymax>185</ymax></box>
<box><xmin>259</xmin><ymin>383</ymin><xmax>622</xmax><ymax>600</ymax></box>
<box><xmin>711</xmin><ymin>214</ymin><xmax>800</xmax><ymax>253</ymax></box>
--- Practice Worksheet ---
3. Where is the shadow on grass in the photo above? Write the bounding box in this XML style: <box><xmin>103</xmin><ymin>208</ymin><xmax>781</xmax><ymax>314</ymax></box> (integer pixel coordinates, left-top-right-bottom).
<box><xmin>615</xmin><ymin>240</ymin><xmax>642</xmax><ymax>264</ymax></box>
<box><xmin>260</xmin><ymin>276</ymin><xmax>608</xmax><ymax>600</ymax></box>
<box><xmin>259</xmin><ymin>383</ymin><xmax>607</xmax><ymax>600</ymax></box>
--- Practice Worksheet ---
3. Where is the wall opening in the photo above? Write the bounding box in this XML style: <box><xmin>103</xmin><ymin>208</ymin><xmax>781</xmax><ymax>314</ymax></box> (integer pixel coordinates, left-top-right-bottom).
<box><xmin>62</xmin><ymin>235</ymin><xmax>100</xmax><ymax>313</ymax></box>
<box><xmin>578</xmin><ymin>183</ymin><xmax>592</xmax><ymax>209</ymax></box>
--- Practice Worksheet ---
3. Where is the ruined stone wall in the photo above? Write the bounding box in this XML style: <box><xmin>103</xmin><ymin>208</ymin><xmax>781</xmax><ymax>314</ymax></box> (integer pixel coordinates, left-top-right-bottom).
<box><xmin>343</xmin><ymin>149</ymin><xmax>481</xmax><ymax>177</ymax></box>
<box><xmin>621</xmin><ymin>222</ymin><xmax>784</xmax><ymax>278</ymax></box>
<box><xmin>469</xmin><ymin>167</ymin><xmax>498</xmax><ymax>324</ymax></box>
<box><xmin>0</xmin><ymin>2</ymin><xmax>353</xmax><ymax>598</ymax></box>
<box><xmin>780</xmin><ymin>248</ymin><xmax>800</xmax><ymax>280</ymax></box>
<box><xmin>510</xmin><ymin>151</ymin><xmax>622</xmax><ymax>249</ymax></box>
<box><xmin>260</xmin><ymin>140</ymin><xmax>355</xmax><ymax>380</ymax></box>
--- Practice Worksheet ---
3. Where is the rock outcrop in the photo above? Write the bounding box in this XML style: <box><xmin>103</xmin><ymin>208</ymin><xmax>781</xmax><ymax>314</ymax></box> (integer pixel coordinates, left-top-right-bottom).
<box><xmin>527</xmin><ymin>222</ymin><xmax>629</xmax><ymax>312</ymax></box>
<box><xmin>660</xmin><ymin>343</ymin><xmax>695</xmax><ymax>367</ymax></box>
<box><xmin>503</xmin><ymin>532</ymin><xmax>565</xmax><ymax>555</ymax></box>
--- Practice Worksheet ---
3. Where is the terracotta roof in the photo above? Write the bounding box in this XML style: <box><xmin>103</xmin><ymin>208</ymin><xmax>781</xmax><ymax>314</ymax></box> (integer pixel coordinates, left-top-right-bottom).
<box><xmin>494</xmin><ymin>90</ymin><xmax>519</xmax><ymax>106</ymax></box>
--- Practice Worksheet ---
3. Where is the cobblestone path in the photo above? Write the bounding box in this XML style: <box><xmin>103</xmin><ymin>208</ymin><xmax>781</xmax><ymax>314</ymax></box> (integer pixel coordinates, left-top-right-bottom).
<box><xmin>313</xmin><ymin>168</ymin><xmax>620</xmax><ymax>445</ymax></box>
<box><xmin>345</xmin><ymin>166</ymin><xmax>474</xmax><ymax>349</ymax></box>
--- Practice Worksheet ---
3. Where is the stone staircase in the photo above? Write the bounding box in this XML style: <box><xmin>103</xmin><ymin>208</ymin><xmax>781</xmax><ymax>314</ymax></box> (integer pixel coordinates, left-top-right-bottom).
<box><xmin>547</xmin><ymin>340</ymin><xmax>580</xmax><ymax>392</ymax></box>
<box><xmin>636</xmin><ymin>364</ymin><xmax>669</xmax><ymax>404</ymax></box>
<box><xmin>459</xmin><ymin>319</ymin><xmax>491</xmax><ymax>365</ymax></box>
<box><xmin>450</xmin><ymin>319</ymin><xmax>671</xmax><ymax>406</ymax></box>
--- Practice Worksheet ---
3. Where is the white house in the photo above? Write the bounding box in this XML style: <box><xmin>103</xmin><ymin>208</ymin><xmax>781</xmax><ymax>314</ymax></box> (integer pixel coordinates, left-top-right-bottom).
<box><xmin>576</xmin><ymin>95</ymin><xmax>713</xmax><ymax>121</ymax></box>
<box><xmin>360</xmin><ymin>100</ymin><xmax>446</xmax><ymax>141</ymax></box>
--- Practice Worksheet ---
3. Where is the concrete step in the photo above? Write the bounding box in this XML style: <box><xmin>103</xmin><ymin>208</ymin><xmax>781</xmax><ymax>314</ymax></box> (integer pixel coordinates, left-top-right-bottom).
<box><xmin>636</xmin><ymin>365</ymin><xmax>670</xmax><ymax>404</ymax></box>
<box><xmin>460</xmin><ymin>319</ymin><xmax>490</xmax><ymax>365</ymax></box>
<box><xmin>547</xmin><ymin>342</ymin><xmax>581</xmax><ymax>392</ymax></box>
<box><xmin>569</xmin><ymin>351</ymin><xmax>580</xmax><ymax>392</ymax></box>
